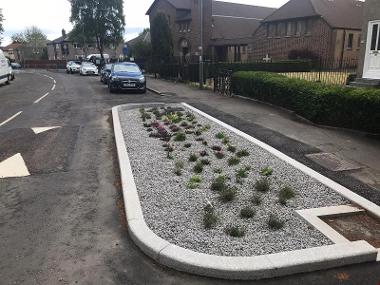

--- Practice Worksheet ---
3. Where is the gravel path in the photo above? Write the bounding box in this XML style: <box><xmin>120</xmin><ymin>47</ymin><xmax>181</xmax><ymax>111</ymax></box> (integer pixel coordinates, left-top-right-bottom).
<box><xmin>119</xmin><ymin>104</ymin><xmax>349</xmax><ymax>257</ymax></box>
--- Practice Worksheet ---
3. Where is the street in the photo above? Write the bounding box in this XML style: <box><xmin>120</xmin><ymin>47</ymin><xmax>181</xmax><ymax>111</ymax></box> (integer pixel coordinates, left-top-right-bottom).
<box><xmin>0</xmin><ymin>71</ymin><xmax>380</xmax><ymax>285</ymax></box>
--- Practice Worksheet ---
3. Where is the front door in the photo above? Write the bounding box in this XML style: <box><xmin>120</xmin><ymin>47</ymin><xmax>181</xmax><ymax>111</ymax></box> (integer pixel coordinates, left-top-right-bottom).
<box><xmin>363</xmin><ymin>20</ymin><xmax>380</xmax><ymax>79</ymax></box>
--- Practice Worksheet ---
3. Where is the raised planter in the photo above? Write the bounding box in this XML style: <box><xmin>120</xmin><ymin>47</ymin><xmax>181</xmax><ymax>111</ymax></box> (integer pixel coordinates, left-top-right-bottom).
<box><xmin>113</xmin><ymin>103</ymin><xmax>379</xmax><ymax>280</ymax></box>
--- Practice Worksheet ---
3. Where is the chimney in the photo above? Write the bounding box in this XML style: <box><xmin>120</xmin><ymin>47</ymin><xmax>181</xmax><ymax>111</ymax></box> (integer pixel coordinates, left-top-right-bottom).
<box><xmin>62</xmin><ymin>29</ymin><xmax>66</xmax><ymax>38</ymax></box>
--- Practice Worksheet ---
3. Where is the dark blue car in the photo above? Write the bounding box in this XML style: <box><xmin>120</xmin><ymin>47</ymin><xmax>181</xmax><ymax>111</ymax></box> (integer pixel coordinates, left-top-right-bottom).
<box><xmin>108</xmin><ymin>62</ymin><xmax>146</xmax><ymax>93</ymax></box>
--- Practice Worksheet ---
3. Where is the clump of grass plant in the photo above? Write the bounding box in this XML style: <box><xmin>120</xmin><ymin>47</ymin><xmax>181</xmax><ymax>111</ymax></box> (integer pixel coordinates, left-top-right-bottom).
<box><xmin>213</xmin><ymin>168</ymin><xmax>223</xmax><ymax>174</ymax></box>
<box><xmin>174</xmin><ymin>132</ymin><xmax>186</xmax><ymax>142</ymax></box>
<box><xmin>228</xmin><ymin>156</ymin><xmax>240</xmax><ymax>166</ymax></box>
<box><xmin>211</xmin><ymin>175</ymin><xmax>227</xmax><ymax>192</ymax></box>
<box><xmin>225</xmin><ymin>225</ymin><xmax>245</xmax><ymax>237</ymax></box>
<box><xmin>214</xmin><ymin>151</ymin><xmax>225</xmax><ymax>159</ymax></box>
<box><xmin>251</xmin><ymin>194</ymin><xmax>262</xmax><ymax>206</ymax></box>
<box><xmin>278</xmin><ymin>186</ymin><xmax>296</xmax><ymax>205</ymax></box>
<box><xmin>201</xmin><ymin>159</ymin><xmax>210</xmax><ymax>166</ymax></box>
<box><xmin>222</xmin><ymin>137</ymin><xmax>230</xmax><ymax>145</ymax></box>
<box><xmin>267</xmin><ymin>214</ymin><xmax>284</xmax><ymax>230</ymax></box>
<box><xmin>236</xmin><ymin>149</ymin><xmax>250</xmax><ymax>158</ymax></box>
<box><xmin>255</xmin><ymin>178</ymin><xmax>270</xmax><ymax>193</ymax></box>
<box><xmin>187</xmin><ymin>175</ymin><xmax>202</xmax><ymax>189</ymax></box>
<box><xmin>240</xmin><ymin>207</ymin><xmax>255</xmax><ymax>219</ymax></box>
<box><xmin>189</xmin><ymin>153</ymin><xmax>198</xmax><ymax>162</ymax></box>
<box><xmin>220</xmin><ymin>186</ymin><xmax>237</xmax><ymax>203</ymax></box>
<box><xmin>215</xmin><ymin>132</ymin><xmax>226</xmax><ymax>139</ymax></box>
<box><xmin>193</xmin><ymin>161</ymin><xmax>204</xmax><ymax>174</ymax></box>
<box><xmin>236</xmin><ymin>166</ymin><xmax>251</xmax><ymax>179</ymax></box>
<box><xmin>260</xmin><ymin>167</ymin><xmax>273</xmax><ymax>177</ymax></box>
<box><xmin>184</xmin><ymin>143</ymin><xmax>192</xmax><ymax>148</ymax></box>
<box><xmin>204</xmin><ymin>204</ymin><xmax>218</xmax><ymax>229</ymax></box>
<box><xmin>227</xmin><ymin>145</ymin><xmax>236</xmax><ymax>153</ymax></box>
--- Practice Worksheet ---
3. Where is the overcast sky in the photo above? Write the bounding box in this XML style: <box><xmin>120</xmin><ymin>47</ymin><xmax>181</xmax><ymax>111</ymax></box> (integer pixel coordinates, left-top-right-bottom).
<box><xmin>1</xmin><ymin>0</ymin><xmax>288</xmax><ymax>46</ymax></box>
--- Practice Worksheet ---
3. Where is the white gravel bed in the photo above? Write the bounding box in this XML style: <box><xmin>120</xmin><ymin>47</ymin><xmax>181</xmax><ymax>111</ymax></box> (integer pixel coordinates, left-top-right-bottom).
<box><xmin>119</xmin><ymin>104</ymin><xmax>349</xmax><ymax>257</ymax></box>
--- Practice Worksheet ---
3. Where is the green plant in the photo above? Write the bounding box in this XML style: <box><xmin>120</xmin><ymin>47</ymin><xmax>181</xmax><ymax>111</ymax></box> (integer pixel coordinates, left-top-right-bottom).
<box><xmin>193</xmin><ymin>161</ymin><xmax>204</xmax><ymax>174</ymax></box>
<box><xmin>202</xmin><ymin>141</ymin><xmax>208</xmax><ymax>146</ymax></box>
<box><xmin>189</xmin><ymin>153</ymin><xmax>198</xmax><ymax>162</ymax></box>
<box><xmin>236</xmin><ymin>149</ymin><xmax>250</xmax><ymax>157</ymax></box>
<box><xmin>174</xmin><ymin>168</ymin><xmax>182</xmax><ymax>176</ymax></box>
<box><xmin>236</xmin><ymin>166</ymin><xmax>250</xmax><ymax>179</ymax></box>
<box><xmin>166</xmin><ymin>152</ymin><xmax>173</xmax><ymax>160</ymax></box>
<box><xmin>184</xmin><ymin>143</ymin><xmax>192</xmax><ymax>148</ymax></box>
<box><xmin>195</xmin><ymin>129</ymin><xmax>202</xmax><ymax>136</ymax></box>
<box><xmin>187</xmin><ymin>175</ymin><xmax>202</xmax><ymax>189</ymax></box>
<box><xmin>204</xmin><ymin>204</ymin><xmax>218</xmax><ymax>229</ymax></box>
<box><xmin>255</xmin><ymin>178</ymin><xmax>270</xmax><ymax>192</ymax></box>
<box><xmin>267</xmin><ymin>214</ymin><xmax>284</xmax><ymax>230</ymax></box>
<box><xmin>227</xmin><ymin>145</ymin><xmax>236</xmax><ymax>153</ymax></box>
<box><xmin>240</xmin><ymin>207</ymin><xmax>255</xmax><ymax>219</ymax></box>
<box><xmin>219</xmin><ymin>186</ymin><xmax>237</xmax><ymax>202</ymax></box>
<box><xmin>174</xmin><ymin>132</ymin><xmax>186</xmax><ymax>142</ymax></box>
<box><xmin>201</xmin><ymin>124</ymin><xmax>211</xmax><ymax>132</ymax></box>
<box><xmin>260</xmin><ymin>167</ymin><xmax>273</xmax><ymax>177</ymax></box>
<box><xmin>201</xmin><ymin>159</ymin><xmax>210</xmax><ymax>166</ymax></box>
<box><xmin>279</xmin><ymin>186</ymin><xmax>296</xmax><ymax>205</ymax></box>
<box><xmin>225</xmin><ymin>225</ymin><xmax>245</xmax><ymax>237</ymax></box>
<box><xmin>214</xmin><ymin>151</ymin><xmax>225</xmax><ymax>159</ymax></box>
<box><xmin>215</xmin><ymin>132</ymin><xmax>225</xmax><ymax>139</ymax></box>
<box><xmin>228</xmin><ymin>156</ymin><xmax>240</xmax><ymax>166</ymax></box>
<box><xmin>211</xmin><ymin>175</ymin><xmax>227</xmax><ymax>192</ymax></box>
<box><xmin>213</xmin><ymin>168</ymin><xmax>223</xmax><ymax>174</ymax></box>
<box><xmin>175</xmin><ymin>160</ymin><xmax>184</xmax><ymax>169</ymax></box>
<box><xmin>222</xmin><ymin>137</ymin><xmax>230</xmax><ymax>145</ymax></box>
<box><xmin>251</xmin><ymin>194</ymin><xmax>262</xmax><ymax>206</ymax></box>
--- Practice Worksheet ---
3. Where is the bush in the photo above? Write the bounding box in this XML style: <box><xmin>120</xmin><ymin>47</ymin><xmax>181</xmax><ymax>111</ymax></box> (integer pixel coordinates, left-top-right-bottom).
<box><xmin>240</xmin><ymin>207</ymin><xmax>255</xmax><ymax>219</ymax></box>
<box><xmin>211</xmin><ymin>175</ymin><xmax>227</xmax><ymax>192</ymax></box>
<box><xmin>174</xmin><ymin>132</ymin><xmax>186</xmax><ymax>141</ymax></box>
<box><xmin>225</xmin><ymin>225</ymin><xmax>246</xmax><ymax>237</ymax></box>
<box><xmin>268</xmin><ymin>214</ymin><xmax>284</xmax><ymax>230</ymax></box>
<box><xmin>220</xmin><ymin>186</ymin><xmax>237</xmax><ymax>202</ymax></box>
<box><xmin>228</xmin><ymin>156</ymin><xmax>240</xmax><ymax>166</ymax></box>
<box><xmin>193</xmin><ymin>161</ymin><xmax>204</xmax><ymax>173</ymax></box>
<box><xmin>255</xmin><ymin>178</ymin><xmax>270</xmax><ymax>192</ymax></box>
<box><xmin>204</xmin><ymin>204</ymin><xmax>218</xmax><ymax>229</ymax></box>
<box><xmin>187</xmin><ymin>175</ymin><xmax>202</xmax><ymax>189</ymax></box>
<box><xmin>279</xmin><ymin>186</ymin><xmax>296</xmax><ymax>205</ymax></box>
<box><xmin>231</xmin><ymin>71</ymin><xmax>380</xmax><ymax>134</ymax></box>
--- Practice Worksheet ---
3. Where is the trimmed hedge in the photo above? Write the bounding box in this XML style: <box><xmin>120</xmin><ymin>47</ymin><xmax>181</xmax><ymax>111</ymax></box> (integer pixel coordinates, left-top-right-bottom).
<box><xmin>232</xmin><ymin>71</ymin><xmax>380</xmax><ymax>134</ymax></box>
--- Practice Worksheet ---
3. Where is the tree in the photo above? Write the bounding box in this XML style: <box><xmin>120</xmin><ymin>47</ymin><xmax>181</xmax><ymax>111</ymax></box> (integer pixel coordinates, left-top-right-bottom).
<box><xmin>11</xmin><ymin>26</ymin><xmax>47</xmax><ymax>47</ymax></box>
<box><xmin>69</xmin><ymin>0</ymin><xmax>125</xmax><ymax>60</ymax></box>
<box><xmin>150</xmin><ymin>13</ymin><xmax>173</xmax><ymax>61</ymax></box>
<box><xmin>11</xmin><ymin>32</ymin><xmax>26</xmax><ymax>43</ymax></box>
<box><xmin>0</xmin><ymin>9</ymin><xmax>4</xmax><ymax>45</ymax></box>
<box><xmin>129</xmin><ymin>29</ymin><xmax>151</xmax><ymax>59</ymax></box>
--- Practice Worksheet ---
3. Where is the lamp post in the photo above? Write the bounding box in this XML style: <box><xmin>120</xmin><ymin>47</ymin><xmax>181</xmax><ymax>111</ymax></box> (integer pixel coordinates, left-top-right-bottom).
<box><xmin>199</xmin><ymin>0</ymin><xmax>204</xmax><ymax>89</ymax></box>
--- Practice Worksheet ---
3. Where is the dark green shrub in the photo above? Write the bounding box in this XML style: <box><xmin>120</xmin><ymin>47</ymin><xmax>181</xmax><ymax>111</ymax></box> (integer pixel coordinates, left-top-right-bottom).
<box><xmin>279</xmin><ymin>186</ymin><xmax>296</xmax><ymax>205</ymax></box>
<box><xmin>225</xmin><ymin>225</ymin><xmax>245</xmax><ymax>237</ymax></box>
<box><xmin>187</xmin><ymin>176</ymin><xmax>202</xmax><ymax>189</ymax></box>
<box><xmin>215</xmin><ymin>132</ymin><xmax>226</xmax><ymax>139</ymax></box>
<box><xmin>213</xmin><ymin>168</ymin><xmax>223</xmax><ymax>174</ymax></box>
<box><xmin>220</xmin><ymin>186</ymin><xmax>237</xmax><ymax>202</ymax></box>
<box><xmin>227</xmin><ymin>145</ymin><xmax>236</xmax><ymax>153</ymax></box>
<box><xmin>251</xmin><ymin>194</ymin><xmax>262</xmax><ymax>205</ymax></box>
<box><xmin>174</xmin><ymin>132</ymin><xmax>186</xmax><ymax>141</ymax></box>
<box><xmin>189</xmin><ymin>153</ymin><xmax>198</xmax><ymax>162</ymax></box>
<box><xmin>204</xmin><ymin>205</ymin><xmax>218</xmax><ymax>229</ymax></box>
<box><xmin>236</xmin><ymin>149</ymin><xmax>250</xmax><ymax>158</ymax></box>
<box><xmin>240</xmin><ymin>207</ymin><xmax>255</xmax><ymax>219</ymax></box>
<box><xmin>231</xmin><ymin>71</ymin><xmax>380</xmax><ymax>134</ymax></box>
<box><xmin>260</xmin><ymin>167</ymin><xmax>273</xmax><ymax>177</ymax></box>
<box><xmin>228</xmin><ymin>156</ymin><xmax>240</xmax><ymax>166</ymax></box>
<box><xmin>255</xmin><ymin>178</ymin><xmax>270</xmax><ymax>192</ymax></box>
<box><xmin>214</xmin><ymin>151</ymin><xmax>225</xmax><ymax>159</ymax></box>
<box><xmin>193</xmin><ymin>161</ymin><xmax>204</xmax><ymax>173</ymax></box>
<box><xmin>211</xmin><ymin>175</ymin><xmax>227</xmax><ymax>192</ymax></box>
<box><xmin>184</xmin><ymin>143</ymin><xmax>192</xmax><ymax>148</ymax></box>
<box><xmin>201</xmin><ymin>159</ymin><xmax>210</xmax><ymax>165</ymax></box>
<box><xmin>268</xmin><ymin>214</ymin><xmax>284</xmax><ymax>230</ymax></box>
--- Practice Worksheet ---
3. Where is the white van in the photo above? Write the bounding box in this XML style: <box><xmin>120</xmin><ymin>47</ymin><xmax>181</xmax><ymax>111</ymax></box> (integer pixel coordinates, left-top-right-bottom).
<box><xmin>0</xmin><ymin>50</ymin><xmax>10</xmax><ymax>85</ymax></box>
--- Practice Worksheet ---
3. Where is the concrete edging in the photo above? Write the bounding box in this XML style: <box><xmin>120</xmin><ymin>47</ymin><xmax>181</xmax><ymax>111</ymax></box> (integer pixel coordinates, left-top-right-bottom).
<box><xmin>112</xmin><ymin>103</ymin><xmax>378</xmax><ymax>280</ymax></box>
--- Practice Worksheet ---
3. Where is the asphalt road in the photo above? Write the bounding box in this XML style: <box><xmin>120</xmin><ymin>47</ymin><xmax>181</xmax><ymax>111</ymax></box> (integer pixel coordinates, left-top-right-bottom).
<box><xmin>0</xmin><ymin>70</ymin><xmax>379</xmax><ymax>285</ymax></box>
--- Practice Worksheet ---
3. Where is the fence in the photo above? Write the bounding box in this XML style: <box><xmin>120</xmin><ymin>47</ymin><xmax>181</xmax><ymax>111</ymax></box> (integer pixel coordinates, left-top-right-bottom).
<box><xmin>150</xmin><ymin>57</ymin><xmax>358</xmax><ymax>88</ymax></box>
<box><xmin>23</xmin><ymin>60</ymin><xmax>67</xmax><ymax>69</ymax></box>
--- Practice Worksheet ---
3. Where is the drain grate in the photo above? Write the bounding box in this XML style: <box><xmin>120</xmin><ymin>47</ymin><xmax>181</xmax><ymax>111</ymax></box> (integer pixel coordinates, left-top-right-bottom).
<box><xmin>306</xmin><ymin>152</ymin><xmax>361</xmax><ymax>172</ymax></box>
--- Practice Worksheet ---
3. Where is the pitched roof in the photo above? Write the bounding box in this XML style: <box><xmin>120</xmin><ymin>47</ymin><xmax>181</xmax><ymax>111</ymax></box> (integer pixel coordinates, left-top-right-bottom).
<box><xmin>146</xmin><ymin>0</ymin><xmax>191</xmax><ymax>15</ymax></box>
<box><xmin>264</xmin><ymin>0</ymin><xmax>363</xmax><ymax>30</ymax></box>
<box><xmin>212</xmin><ymin>1</ymin><xmax>276</xmax><ymax>20</ymax></box>
<box><xmin>2</xmin><ymin>41</ymin><xmax>23</xmax><ymax>50</ymax></box>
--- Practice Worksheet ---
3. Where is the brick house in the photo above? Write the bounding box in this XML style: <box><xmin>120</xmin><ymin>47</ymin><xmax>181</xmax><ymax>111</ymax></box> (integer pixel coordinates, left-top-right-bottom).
<box><xmin>1</xmin><ymin>41</ymin><xmax>23</xmax><ymax>62</ymax></box>
<box><xmin>146</xmin><ymin>0</ymin><xmax>275</xmax><ymax>63</ymax></box>
<box><xmin>356</xmin><ymin>0</ymin><xmax>380</xmax><ymax>81</ymax></box>
<box><xmin>250</xmin><ymin>0</ymin><xmax>364</xmax><ymax>64</ymax></box>
<box><xmin>47</xmin><ymin>29</ymin><xmax>124</xmax><ymax>61</ymax></box>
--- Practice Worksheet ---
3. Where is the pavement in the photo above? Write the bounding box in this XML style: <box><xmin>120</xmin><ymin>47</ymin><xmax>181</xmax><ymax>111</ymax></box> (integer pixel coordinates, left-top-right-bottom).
<box><xmin>0</xmin><ymin>70</ymin><xmax>379</xmax><ymax>285</ymax></box>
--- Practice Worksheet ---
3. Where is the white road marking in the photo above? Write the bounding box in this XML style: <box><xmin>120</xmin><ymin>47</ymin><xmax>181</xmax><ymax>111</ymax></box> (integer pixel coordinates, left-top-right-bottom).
<box><xmin>0</xmin><ymin>111</ymin><xmax>22</xmax><ymax>127</ymax></box>
<box><xmin>53</xmin><ymin>80</ymin><xmax>56</xmax><ymax>84</ymax></box>
<box><xmin>0</xmin><ymin>153</ymin><xmax>30</xmax><ymax>178</ymax></box>
<box><xmin>31</xmin><ymin>126</ymin><xmax>61</xmax><ymax>134</ymax></box>
<box><xmin>51</xmin><ymin>84</ymin><xmax>56</xmax><ymax>91</ymax></box>
<box><xmin>33</xmin><ymin>92</ymin><xmax>50</xmax><ymax>104</ymax></box>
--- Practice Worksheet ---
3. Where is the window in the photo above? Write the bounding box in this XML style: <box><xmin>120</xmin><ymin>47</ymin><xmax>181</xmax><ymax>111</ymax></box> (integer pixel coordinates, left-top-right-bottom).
<box><xmin>347</xmin><ymin>33</ymin><xmax>354</xmax><ymax>49</ymax></box>
<box><xmin>286</xmin><ymin>22</ymin><xmax>293</xmax><ymax>36</ymax></box>
<box><xmin>305</xmin><ymin>19</ymin><xmax>312</xmax><ymax>35</ymax></box>
<box><xmin>295</xmin><ymin>21</ymin><xmax>302</xmax><ymax>36</ymax></box>
<box><xmin>370</xmin><ymin>24</ymin><xmax>378</xmax><ymax>51</ymax></box>
<box><xmin>357</xmin><ymin>35</ymin><xmax>361</xmax><ymax>49</ymax></box>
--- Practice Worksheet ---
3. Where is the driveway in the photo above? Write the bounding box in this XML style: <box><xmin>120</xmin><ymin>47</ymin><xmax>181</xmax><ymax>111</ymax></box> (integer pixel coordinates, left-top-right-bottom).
<box><xmin>0</xmin><ymin>70</ymin><xmax>379</xmax><ymax>285</ymax></box>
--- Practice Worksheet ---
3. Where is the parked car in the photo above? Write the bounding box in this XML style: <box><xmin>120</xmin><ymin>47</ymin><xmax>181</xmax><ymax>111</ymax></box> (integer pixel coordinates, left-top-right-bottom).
<box><xmin>108</xmin><ymin>62</ymin><xmax>146</xmax><ymax>93</ymax></box>
<box><xmin>100</xmin><ymin>64</ymin><xmax>113</xmax><ymax>84</ymax></box>
<box><xmin>80</xmin><ymin>62</ymin><xmax>98</xmax><ymax>76</ymax></box>
<box><xmin>7</xmin><ymin>59</ymin><xmax>15</xmax><ymax>81</ymax></box>
<box><xmin>10</xmin><ymin>62</ymin><xmax>22</xmax><ymax>69</ymax></box>
<box><xmin>0</xmin><ymin>50</ymin><xmax>11</xmax><ymax>85</ymax></box>
<box><xmin>66</xmin><ymin>61</ymin><xmax>81</xmax><ymax>74</ymax></box>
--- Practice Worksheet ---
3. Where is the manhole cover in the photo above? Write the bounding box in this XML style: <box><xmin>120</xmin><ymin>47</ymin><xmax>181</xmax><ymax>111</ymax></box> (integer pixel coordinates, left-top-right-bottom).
<box><xmin>306</xmin><ymin>153</ymin><xmax>361</xmax><ymax>172</ymax></box>
<box><xmin>322</xmin><ymin>212</ymin><xmax>380</xmax><ymax>248</ymax></box>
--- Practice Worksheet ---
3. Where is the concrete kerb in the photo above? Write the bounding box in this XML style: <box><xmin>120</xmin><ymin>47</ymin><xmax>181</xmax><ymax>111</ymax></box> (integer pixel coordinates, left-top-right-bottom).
<box><xmin>112</xmin><ymin>103</ymin><xmax>378</xmax><ymax>280</ymax></box>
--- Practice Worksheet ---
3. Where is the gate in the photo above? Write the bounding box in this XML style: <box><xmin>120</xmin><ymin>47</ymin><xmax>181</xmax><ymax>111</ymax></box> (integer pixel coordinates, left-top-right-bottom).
<box><xmin>214</xmin><ymin>69</ymin><xmax>232</xmax><ymax>96</ymax></box>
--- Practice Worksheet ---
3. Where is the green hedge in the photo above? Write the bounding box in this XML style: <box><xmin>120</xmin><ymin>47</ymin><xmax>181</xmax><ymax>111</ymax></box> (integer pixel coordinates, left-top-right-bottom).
<box><xmin>232</xmin><ymin>71</ymin><xmax>380</xmax><ymax>134</ymax></box>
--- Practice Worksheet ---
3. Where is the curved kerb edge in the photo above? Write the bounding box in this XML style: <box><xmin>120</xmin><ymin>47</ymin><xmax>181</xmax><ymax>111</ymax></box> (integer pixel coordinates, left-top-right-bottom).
<box><xmin>112</xmin><ymin>103</ymin><xmax>378</xmax><ymax>280</ymax></box>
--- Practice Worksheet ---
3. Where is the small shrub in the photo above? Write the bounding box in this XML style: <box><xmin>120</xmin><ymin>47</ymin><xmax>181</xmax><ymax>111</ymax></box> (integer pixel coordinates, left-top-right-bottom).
<box><xmin>214</xmin><ymin>151</ymin><xmax>225</xmax><ymax>159</ymax></box>
<box><xmin>227</xmin><ymin>145</ymin><xmax>236</xmax><ymax>153</ymax></box>
<box><xmin>174</xmin><ymin>132</ymin><xmax>186</xmax><ymax>142</ymax></box>
<box><xmin>225</xmin><ymin>225</ymin><xmax>245</xmax><ymax>237</ymax></box>
<box><xmin>204</xmin><ymin>204</ymin><xmax>218</xmax><ymax>229</ymax></box>
<box><xmin>202</xmin><ymin>141</ymin><xmax>208</xmax><ymax>146</ymax></box>
<box><xmin>228</xmin><ymin>156</ymin><xmax>240</xmax><ymax>166</ymax></box>
<box><xmin>169</xmin><ymin>125</ymin><xmax>181</xmax><ymax>133</ymax></box>
<box><xmin>240</xmin><ymin>207</ymin><xmax>255</xmax><ymax>219</ymax></box>
<box><xmin>236</xmin><ymin>149</ymin><xmax>250</xmax><ymax>157</ymax></box>
<box><xmin>213</xmin><ymin>168</ymin><xmax>223</xmax><ymax>174</ymax></box>
<box><xmin>220</xmin><ymin>186</ymin><xmax>237</xmax><ymax>202</ymax></box>
<box><xmin>201</xmin><ymin>159</ymin><xmax>210</xmax><ymax>166</ymax></box>
<box><xmin>186</xmin><ymin>113</ymin><xmax>196</xmax><ymax>122</ymax></box>
<box><xmin>267</xmin><ymin>214</ymin><xmax>284</xmax><ymax>230</ymax></box>
<box><xmin>279</xmin><ymin>186</ymin><xmax>296</xmax><ymax>205</ymax></box>
<box><xmin>251</xmin><ymin>194</ymin><xmax>262</xmax><ymax>205</ymax></box>
<box><xmin>260</xmin><ymin>167</ymin><xmax>273</xmax><ymax>177</ymax></box>
<box><xmin>211</xmin><ymin>145</ymin><xmax>222</xmax><ymax>151</ymax></box>
<box><xmin>236</xmin><ymin>167</ymin><xmax>250</xmax><ymax>179</ymax></box>
<box><xmin>187</xmin><ymin>175</ymin><xmax>202</xmax><ymax>189</ymax></box>
<box><xmin>215</xmin><ymin>132</ymin><xmax>225</xmax><ymax>139</ymax></box>
<box><xmin>174</xmin><ymin>168</ymin><xmax>182</xmax><ymax>176</ymax></box>
<box><xmin>195</xmin><ymin>129</ymin><xmax>202</xmax><ymax>136</ymax></box>
<box><xmin>255</xmin><ymin>178</ymin><xmax>270</xmax><ymax>192</ymax></box>
<box><xmin>222</xmin><ymin>137</ymin><xmax>230</xmax><ymax>145</ymax></box>
<box><xmin>211</xmin><ymin>175</ymin><xmax>227</xmax><ymax>192</ymax></box>
<box><xmin>175</xmin><ymin>161</ymin><xmax>184</xmax><ymax>169</ymax></box>
<box><xmin>189</xmin><ymin>153</ymin><xmax>198</xmax><ymax>162</ymax></box>
<box><xmin>184</xmin><ymin>143</ymin><xmax>192</xmax><ymax>148</ymax></box>
<box><xmin>193</xmin><ymin>162</ymin><xmax>204</xmax><ymax>174</ymax></box>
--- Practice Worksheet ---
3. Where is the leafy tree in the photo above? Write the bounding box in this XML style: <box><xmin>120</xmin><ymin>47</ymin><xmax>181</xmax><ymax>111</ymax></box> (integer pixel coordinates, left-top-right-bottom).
<box><xmin>0</xmin><ymin>9</ymin><xmax>4</xmax><ymax>45</ymax></box>
<box><xmin>129</xmin><ymin>29</ymin><xmax>151</xmax><ymax>59</ymax></box>
<box><xmin>11</xmin><ymin>32</ymin><xmax>26</xmax><ymax>43</ymax></box>
<box><xmin>150</xmin><ymin>13</ymin><xmax>173</xmax><ymax>61</ymax></box>
<box><xmin>69</xmin><ymin>0</ymin><xmax>125</xmax><ymax>60</ymax></box>
<box><xmin>10</xmin><ymin>26</ymin><xmax>47</xmax><ymax>47</ymax></box>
